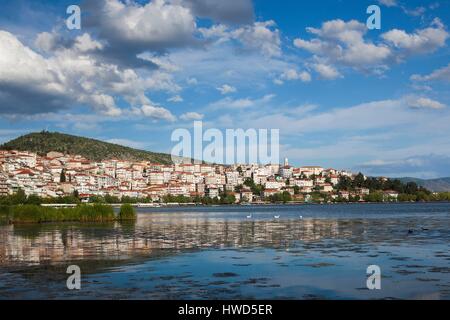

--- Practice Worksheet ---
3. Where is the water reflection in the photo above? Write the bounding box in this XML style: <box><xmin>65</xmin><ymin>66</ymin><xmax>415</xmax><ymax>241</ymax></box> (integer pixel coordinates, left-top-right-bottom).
<box><xmin>1</xmin><ymin>212</ymin><xmax>449</xmax><ymax>267</ymax></box>
<box><xmin>0</xmin><ymin>204</ymin><xmax>449</xmax><ymax>299</ymax></box>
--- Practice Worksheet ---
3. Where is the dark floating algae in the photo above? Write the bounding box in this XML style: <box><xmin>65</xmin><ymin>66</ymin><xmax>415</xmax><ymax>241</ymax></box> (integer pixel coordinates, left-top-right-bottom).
<box><xmin>212</xmin><ymin>272</ymin><xmax>239</xmax><ymax>278</ymax></box>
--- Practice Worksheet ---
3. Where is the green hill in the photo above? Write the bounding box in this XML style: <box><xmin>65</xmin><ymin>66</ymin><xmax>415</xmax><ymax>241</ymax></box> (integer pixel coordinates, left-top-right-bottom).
<box><xmin>1</xmin><ymin>131</ymin><xmax>173</xmax><ymax>164</ymax></box>
<box><xmin>399</xmin><ymin>177</ymin><xmax>450</xmax><ymax>192</ymax></box>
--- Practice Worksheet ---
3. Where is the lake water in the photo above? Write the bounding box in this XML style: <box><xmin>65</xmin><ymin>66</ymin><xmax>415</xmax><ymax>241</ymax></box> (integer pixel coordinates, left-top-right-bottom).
<box><xmin>0</xmin><ymin>203</ymin><xmax>449</xmax><ymax>299</ymax></box>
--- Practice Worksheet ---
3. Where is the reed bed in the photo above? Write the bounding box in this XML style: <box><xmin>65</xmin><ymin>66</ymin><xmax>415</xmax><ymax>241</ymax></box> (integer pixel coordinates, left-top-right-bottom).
<box><xmin>118</xmin><ymin>204</ymin><xmax>137</xmax><ymax>221</ymax></box>
<box><xmin>9</xmin><ymin>204</ymin><xmax>116</xmax><ymax>223</ymax></box>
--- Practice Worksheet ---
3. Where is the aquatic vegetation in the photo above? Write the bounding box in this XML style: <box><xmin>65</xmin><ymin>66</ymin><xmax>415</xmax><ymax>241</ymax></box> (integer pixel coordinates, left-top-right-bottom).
<box><xmin>118</xmin><ymin>204</ymin><xmax>137</xmax><ymax>221</ymax></box>
<box><xmin>10</xmin><ymin>204</ymin><xmax>116</xmax><ymax>223</ymax></box>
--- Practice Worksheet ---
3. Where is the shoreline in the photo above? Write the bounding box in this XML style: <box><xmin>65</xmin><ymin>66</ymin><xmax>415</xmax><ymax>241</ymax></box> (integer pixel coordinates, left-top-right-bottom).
<box><xmin>41</xmin><ymin>200</ymin><xmax>450</xmax><ymax>209</ymax></box>
<box><xmin>2</xmin><ymin>201</ymin><xmax>448</xmax><ymax>225</ymax></box>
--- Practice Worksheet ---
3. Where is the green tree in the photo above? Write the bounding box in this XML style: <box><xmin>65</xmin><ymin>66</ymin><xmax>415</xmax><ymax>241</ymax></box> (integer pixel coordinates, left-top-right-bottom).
<box><xmin>60</xmin><ymin>169</ymin><xmax>66</xmax><ymax>183</ymax></box>
<box><xmin>26</xmin><ymin>194</ymin><xmax>42</xmax><ymax>205</ymax></box>
<box><xmin>354</xmin><ymin>173</ymin><xmax>365</xmax><ymax>187</ymax></box>
<box><xmin>282</xmin><ymin>191</ymin><xmax>292</xmax><ymax>203</ymax></box>
<box><xmin>11</xmin><ymin>189</ymin><xmax>27</xmax><ymax>205</ymax></box>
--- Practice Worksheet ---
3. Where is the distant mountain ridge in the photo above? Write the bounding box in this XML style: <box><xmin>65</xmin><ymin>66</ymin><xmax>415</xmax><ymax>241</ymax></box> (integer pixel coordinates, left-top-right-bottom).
<box><xmin>399</xmin><ymin>177</ymin><xmax>450</xmax><ymax>192</ymax></box>
<box><xmin>1</xmin><ymin>131</ymin><xmax>173</xmax><ymax>164</ymax></box>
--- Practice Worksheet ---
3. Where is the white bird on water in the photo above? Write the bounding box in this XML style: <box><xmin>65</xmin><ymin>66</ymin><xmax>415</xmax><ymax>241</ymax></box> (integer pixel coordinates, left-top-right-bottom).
<box><xmin>246</xmin><ymin>214</ymin><xmax>252</xmax><ymax>219</ymax></box>
<box><xmin>274</xmin><ymin>215</ymin><xmax>280</xmax><ymax>219</ymax></box>
<box><xmin>299</xmin><ymin>215</ymin><xmax>303</xmax><ymax>219</ymax></box>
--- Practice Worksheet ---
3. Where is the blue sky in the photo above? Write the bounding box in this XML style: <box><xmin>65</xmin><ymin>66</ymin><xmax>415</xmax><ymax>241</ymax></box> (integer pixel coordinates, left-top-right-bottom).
<box><xmin>0</xmin><ymin>0</ymin><xmax>449</xmax><ymax>178</ymax></box>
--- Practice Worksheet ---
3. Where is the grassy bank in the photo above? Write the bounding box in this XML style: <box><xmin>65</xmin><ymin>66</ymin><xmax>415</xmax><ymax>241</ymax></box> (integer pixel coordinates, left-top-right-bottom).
<box><xmin>6</xmin><ymin>204</ymin><xmax>117</xmax><ymax>224</ymax></box>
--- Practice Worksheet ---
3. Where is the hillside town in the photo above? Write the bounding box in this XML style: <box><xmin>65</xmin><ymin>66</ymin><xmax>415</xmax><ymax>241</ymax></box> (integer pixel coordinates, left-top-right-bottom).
<box><xmin>0</xmin><ymin>149</ymin><xmax>398</xmax><ymax>203</ymax></box>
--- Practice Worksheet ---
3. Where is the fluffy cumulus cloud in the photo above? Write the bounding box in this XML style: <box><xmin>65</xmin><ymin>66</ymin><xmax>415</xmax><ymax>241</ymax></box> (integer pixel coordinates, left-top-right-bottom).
<box><xmin>83</xmin><ymin>0</ymin><xmax>197</xmax><ymax>67</ymax></box>
<box><xmin>0</xmin><ymin>30</ymin><xmax>71</xmax><ymax>115</ymax></box>
<box><xmin>81</xmin><ymin>0</ymin><xmax>272</xmax><ymax>68</ymax></box>
<box><xmin>0</xmin><ymin>0</ymin><xmax>289</xmax><ymax>122</ymax></box>
<box><xmin>199</xmin><ymin>20</ymin><xmax>282</xmax><ymax>57</ymax></box>
<box><xmin>277</xmin><ymin>69</ymin><xmax>311</xmax><ymax>83</ymax></box>
<box><xmin>294</xmin><ymin>19</ymin><xmax>392</xmax><ymax>76</ymax></box>
<box><xmin>0</xmin><ymin>29</ymin><xmax>176</xmax><ymax>120</ymax></box>
<box><xmin>232</xmin><ymin>20</ymin><xmax>282</xmax><ymax>57</ymax></box>
<box><xmin>382</xmin><ymin>18</ymin><xmax>449</xmax><ymax>54</ymax></box>
<box><xmin>138</xmin><ymin>104</ymin><xmax>176</xmax><ymax>122</ymax></box>
<box><xmin>180</xmin><ymin>112</ymin><xmax>204</xmax><ymax>121</ymax></box>
<box><xmin>294</xmin><ymin>18</ymin><xmax>449</xmax><ymax>78</ymax></box>
<box><xmin>312</xmin><ymin>63</ymin><xmax>341</xmax><ymax>80</ymax></box>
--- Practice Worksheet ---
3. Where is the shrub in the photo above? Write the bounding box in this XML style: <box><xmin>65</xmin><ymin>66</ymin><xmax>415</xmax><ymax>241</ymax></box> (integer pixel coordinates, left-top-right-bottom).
<box><xmin>0</xmin><ymin>205</ymin><xmax>10</xmax><ymax>215</ymax></box>
<box><xmin>118</xmin><ymin>204</ymin><xmax>136</xmax><ymax>221</ymax></box>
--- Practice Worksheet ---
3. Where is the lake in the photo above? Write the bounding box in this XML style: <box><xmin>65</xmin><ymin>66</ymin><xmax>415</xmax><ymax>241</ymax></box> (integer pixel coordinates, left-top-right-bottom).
<box><xmin>0</xmin><ymin>203</ymin><xmax>449</xmax><ymax>299</ymax></box>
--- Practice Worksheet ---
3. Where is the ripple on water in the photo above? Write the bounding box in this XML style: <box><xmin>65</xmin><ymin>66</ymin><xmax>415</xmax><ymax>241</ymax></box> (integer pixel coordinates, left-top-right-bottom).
<box><xmin>1</xmin><ymin>203</ymin><xmax>450</xmax><ymax>299</ymax></box>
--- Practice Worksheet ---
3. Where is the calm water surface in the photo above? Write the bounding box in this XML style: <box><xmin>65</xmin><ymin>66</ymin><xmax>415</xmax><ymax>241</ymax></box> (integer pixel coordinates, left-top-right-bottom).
<box><xmin>0</xmin><ymin>203</ymin><xmax>449</xmax><ymax>299</ymax></box>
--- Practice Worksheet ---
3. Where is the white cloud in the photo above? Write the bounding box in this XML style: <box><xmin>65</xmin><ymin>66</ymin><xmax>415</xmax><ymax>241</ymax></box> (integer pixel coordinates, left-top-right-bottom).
<box><xmin>216</xmin><ymin>84</ymin><xmax>237</xmax><ymax>94</ymax></box>
<box><xmin>312</xmin><ymin>63</ymin><xmax>342</xmax><ymax>80</ymax></box>
<box><xmin>273</xmin><ymin>78</ymin><xmax>284</xmax><ymax>85</ymax></box>
<box><xmin>86</xmin><ymin>94</ymin><xmax>122</xmax><ymax>117</ymax></box>
<box><xmin>407</xmin><ymin>97</ymin><xmax>446</xmax><ymax>109</ymax></box>
<box><xmin>0</xmin><ymin>30</ymin><xmax>69</xmax><ymax>114</ymax></box>
<box><xmin>166</xmin><ymin>40</ymin><xmax>292</xmax><ymax>90</ymax></box>
<box><xmin>411</xmin><ymin>63</ymin><xmax>450</xmax><ymax>82</ymax></box>
<box><xmin>402</xmin><ymin>6</ymin><xmax>427</xmax><ymax>17</ymax></box>
<box><xmin>180</xmin><ymin>112</ymin><xmax>204</xmax><ymax>121</ymax></box>
<box><xmin>243</xmin><ymin>96</ymin><xmax>450</xmax><ymax>136</ymax></box>
<box><xmin>358</xmin><ymin>154</ymin><xmax>450</xmax><ymax>178</ymax></box>
<box><xmin>0</xmin><ymin>29</ymin><xmax>177</xmax><ymax>120</ymax></box>
<box><xmin>215</xmin><ymin>97</ymin><xmax>253</xmax><ymax>108</ymax></box>
<box><xmin>35</xmin><ymin>31</ymin><xmax>62</xmax><ymax>52</ymax></box>
<box><xmin>200</xmin><ymin>20</ymin><xmax>282</xmax><ymax>57</ymax></box>
<box><xmin>382</xmin><ymin>18</ymin><xmax>448</xmax><ymax>54</ymax></box>
<box><xmin>232</xmin><ymin>20</ymin><xmax>281</xmax><ymax>57</ymax></box>
<box><xmin>139</xmin><ymin>105</ymin><xmax>177</xmax><ymax>122</ymax></box>
<box><xmin>73</xmin><ymin>33</ymin><xmax>103</xmax><ymax>52</ymax></box>
<box><xmin>208</xmin><ymin>94</ymin><xmax>275</xmax><ymax>110</ymax></box>
<box><xmin>226</xmin><ymin>96</ymin><xmax>450</xmax><ymax>177</ymax></box>
<box><xmin>279</xmin><ymin>69</ymin><xmax>311</xmax><ymax>82</ymax></box>
<box><xmin>87</xmin><ymin>0</ymin><xmax>197</xmax><ymax>50</ymax></box>
<box><xmin>377</xmin><ymin>0</ymin><xmax>398</xmax><ymax>7</ymax></box>
<box><xmin>138</xmin><ymin>53</ymin><xmax>180</xmax><ymax>72</ymax></box>
<box><xmin>378</xmin><ymin>0</ymin><xmax>429</xmax><ymax>18</ymax></box>
<box><xmin>294</xmin><ymin>18</ymin><xmax>449</xmax><ymax>78</ymax></box>
<box><xmin>167</xmin><ymin>95</ymin><xmax>183</xmax><ymax>102</ymax></box>
<box><xmin>294</xmin><ymin>19</ymin><xmax>392</xmax><ymax>75</ymax></box>
<box><xmin>186</xmin><ymin>77</ymin><xmax>198</xmax><ymax>85</ymax></box>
